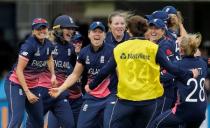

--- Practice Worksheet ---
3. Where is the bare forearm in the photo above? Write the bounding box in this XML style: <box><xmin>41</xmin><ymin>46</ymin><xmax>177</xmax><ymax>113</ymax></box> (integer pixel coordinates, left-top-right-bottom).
<box><xmin>59</xmin><ymin>62</ymin><xmax>84</xmax><ymax>92</ymax></box>
<box><xmin>179</xmin><ymin>23</ymin><xmax>187</xmax><ymax>37</ymax></box>
<box><xmin>16</xmin><ymin>69</ymin><xmax>29</xmax><ymax>92</ymax></box>
<box><xmin>59</xmin><ymin>73</ymin><xmax>80</xmax><ymax>92</ymax></box>
<box><xmin>47</xmin><ymin>55</ymin><xmax>55</xmax><ymax>76</ymax></box>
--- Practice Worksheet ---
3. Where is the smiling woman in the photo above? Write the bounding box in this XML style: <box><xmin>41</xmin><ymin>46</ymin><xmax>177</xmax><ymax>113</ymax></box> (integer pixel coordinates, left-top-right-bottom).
<box><xmin>48</xmin><ymin>21</ymin><xmax>118</xmax><ymax>128</ymax></box>
<box><xmin>4</xmin><ymin>17</ymin><xmax>56</xmax><ymax>128</ymax></box>
<box><xmin>51</xmin><ymin>15</ymin><xmax>78</xmax><ymax>43</ymax></box>
<box><xmin>32</xmin><ymin>28</ymin><xmax>49</xmax><ymax>43</ymax></box>
<box><xmin>40</xmin><ymin>14</ymin><xmax>79</xmax><ymax>128</ymax></box>
<box><xmin>105</xmin><ymin>10</ymin><xmax>131</xmax><ymax>46</ymax></box>
<box><xmin>33</xmin><ymin>27</ymin><xmax>48</xmax><ymax>40</ymax></box>
<box><xmin>88</xmin><ymin>21</ymin><xmax>106</xmax><ymax>51</ymax></box>
<box><xmin>32</xmin><ymin>18</ymin><xmax>49</xmax><ymax>43</ymax></box>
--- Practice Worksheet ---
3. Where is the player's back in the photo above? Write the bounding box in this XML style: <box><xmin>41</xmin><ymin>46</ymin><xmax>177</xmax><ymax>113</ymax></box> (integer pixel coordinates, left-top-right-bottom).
<box><xmin>114</xmin><ymin>38</ymin><xmax>163</xmax><ymax>101</ymax></box>
<box><xmin>175</xmin><ymin>56</ymin><xmax>208</xmax><ymax>121</ymax></box>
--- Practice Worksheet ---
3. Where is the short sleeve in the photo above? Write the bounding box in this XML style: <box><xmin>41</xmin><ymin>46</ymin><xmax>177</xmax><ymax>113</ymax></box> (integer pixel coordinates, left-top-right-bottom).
<box><xmin>19</xmin><ymin>41</ymin><xmax>35</xmax><ymax>60</ymax></box>
<box><xmin>159</xmin><ymin>41</ymin><xmax>174</xmax><ymax>58</ymax></box>
<box><xmin>77</xmin><ymin>48</ymin><xmax>86</xmax><ymax>65</ymax></box>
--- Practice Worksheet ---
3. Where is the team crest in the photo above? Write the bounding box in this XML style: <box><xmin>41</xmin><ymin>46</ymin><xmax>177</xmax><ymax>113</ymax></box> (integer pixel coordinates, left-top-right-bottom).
<box><xmin>100</xmin><ymin>56</ymin><xmax>105</xmax><ymax>63</ymax></box>
<box><xmin>68</xmin><ymin>48</ymin><xmax>71</xmax><ymax>56</ymax></box>
<box><xmin>46</xmin><ymin>48</ymin><xmax>49</xmax><ymax>55</ymax></box>
<box><xmin>86</xmin><ymin>56</ymin><xmax>90</xmax><ymax>64</ymax></box>
<box><xmin>82</xmin><ymin>104</ymin><xmax>88</xmax><ymax>111</ymax></box>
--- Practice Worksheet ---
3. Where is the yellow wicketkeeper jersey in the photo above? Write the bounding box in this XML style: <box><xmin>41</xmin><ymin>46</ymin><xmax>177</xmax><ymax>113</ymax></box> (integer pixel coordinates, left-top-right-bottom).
<box><xmin>114</xmin><ymin>39</ymin><xmax>164</xmax><ymax>101</ymax></box>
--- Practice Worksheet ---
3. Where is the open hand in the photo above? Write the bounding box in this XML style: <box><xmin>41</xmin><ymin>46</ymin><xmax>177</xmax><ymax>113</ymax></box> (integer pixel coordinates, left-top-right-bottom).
<box><xmin>25</xmin><ymin>91</ymin><xmax>39</xmax><ymax>104</ymax></box>
<box><xmin>51</xmin><ymin>74</ymin><xmax>58</xmax><ymax>87</ymax></box>
<box><xmin>49</xmin><ymin>87</ymin><xmax>62</xmax><ymax>98</ymax></box>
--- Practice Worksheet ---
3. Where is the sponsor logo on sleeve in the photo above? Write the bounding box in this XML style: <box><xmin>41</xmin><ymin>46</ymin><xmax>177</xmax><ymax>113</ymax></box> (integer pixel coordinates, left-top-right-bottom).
<box><xmin>21</xmin><ymin>51</ymin><xmax>28</xmax><ymax>56</ymax></box>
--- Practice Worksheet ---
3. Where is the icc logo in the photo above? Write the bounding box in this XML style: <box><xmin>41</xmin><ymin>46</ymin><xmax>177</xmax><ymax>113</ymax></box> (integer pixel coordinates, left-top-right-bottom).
<box><xmin>120</xmin><ymin>53</ymin><xmax>126</xmax><ymax>59</ymax></box>
<box><xmin>34</xmin><ymin>48</ymin><xmax>40</xmax><ymax>56</ymax></box>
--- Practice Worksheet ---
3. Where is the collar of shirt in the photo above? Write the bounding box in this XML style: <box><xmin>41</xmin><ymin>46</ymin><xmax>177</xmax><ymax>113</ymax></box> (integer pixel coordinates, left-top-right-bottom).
<box><xmin>90</xmin><ymin>42</ymin><xmax>105</xmax><ymax>53</ymax></box>
<box><xmin>157</xmin><ymin>37</ymin><xmax>166</xmax><ymax>44</ymax></box>
<box><xmin>129</xmin><ymin>36</ymin><xmax>145</xmax><ymax>40</ymax></box>
<box><xmin>110</xmin><ymin>32</ymin><xmax>129</xmax><ymax>44</ymax></box>
<box><xmin>33</xmin><ymin>35</ymin><xmax>46</xmax><ymax>45</ymax></box>
<box><xmin>182</xmin><ymin>55</ymin><xmax>195</xmax><ymax>59</ymax></box>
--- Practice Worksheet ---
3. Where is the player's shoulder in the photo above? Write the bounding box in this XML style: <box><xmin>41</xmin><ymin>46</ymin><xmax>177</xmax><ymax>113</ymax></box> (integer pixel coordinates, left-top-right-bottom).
<box><xmin>178</xmin><ymin>56</ymin><xmax>207</xmax><ymax>67</ymax></box>
<box><xmin>105</xmin><ymin>31</ymin><xmax>112</xmax><ymax>39</ymax></box>
<box><xmin>160</xmin><ymin>38</ymin><xmax>174</xmax><ymax>47</ymax></box>
<box><xmin>197</xmin><ymin>57</ymin><xmax>208</xmax><ymax>68</ymax></box>
<box><xmin>21</xmin><ymin>36</ymin><xmax>37</xmax><ymax>49</ymax></box>
<box><xmin>45</xmin><ymin>38</ymin><xmax>52</xmax><ymax>45</ymax></box>
<box><xmin>80</xmin><ymin>44</ymin><xmax>91</xmax><ymax>54</ymax></box>
<box><xmin>104</xmin><ymin>43</ymin><xmax>114</xmax><ymax>50</ymax></box>
<box><xmin>24</xmin><ymin>35</ymin><xmax>35</xmax><ymax>44</ymax></box>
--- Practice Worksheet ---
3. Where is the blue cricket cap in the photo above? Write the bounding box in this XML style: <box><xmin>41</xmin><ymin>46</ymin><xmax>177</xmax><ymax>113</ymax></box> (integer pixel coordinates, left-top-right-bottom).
<box><xmin>145</xmin><ymin>10</ymin><xmax>169</xmax><ymax>23</ymax></box>
<box><xmin>32</xmin><ymin>18</ymin><xmax>49</xmax><ymax>30</ymax></box>
<box><xmin>149</xmin><ymin>19</ymin><xmax>167</xmax><ymax>30</ymax></box>
<box><xmin>89</xmin><ymin>21</ymin><xmax>105</xmax><ymax>32</ymax></box>
<box><xmin>72</xmin><ymin>32</ymin><xmax>83</xmax><ymax>41</ymax></box>
<box><xmin>162</xmin><ymin>6</ymin><xmax>177</xmax><ymax>14</ymax></box>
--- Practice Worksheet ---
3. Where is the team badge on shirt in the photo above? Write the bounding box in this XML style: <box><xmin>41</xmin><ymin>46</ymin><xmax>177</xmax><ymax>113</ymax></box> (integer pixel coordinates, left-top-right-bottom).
<box><xmin>47</xmin><ymin>48</ymin><xmax>49</xmax><ymax>55</ymax></box>
<box><xmin>82</xmin><ymin>104</ymin><xmax>88</xmax><ymax>111</ymax></box>
<box><xmin>100</xmin><ymin>56</ymin><xmax>105</xmax><ymax>63</ymax></box>
<box><xmin>86</xmin><ymin>56</ymin><xmax>90</xmax><ymax>64</ymax></box>
<box><xmin>68</xmin><ymin>48</ymin><xmax>71</xmax><ymax>56</ymax></box>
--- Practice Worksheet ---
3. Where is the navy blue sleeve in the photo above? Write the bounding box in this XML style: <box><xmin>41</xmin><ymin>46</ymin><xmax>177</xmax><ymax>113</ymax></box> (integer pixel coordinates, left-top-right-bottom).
<box><xmin>159</xmin><ymin>41</ymin><xmax>176</xmax><ymax>84</ymax></box>
<box><xmin>48</xmin><ymin>41</ymin><xmax>54</xmax><ymax>59</ymax></box>
<box><xmin>70</xmin><ymin>44</ymin><xmax>77</xmax><ymax>67</ymax></box>
<box><xmin>89</xmin><ymin>53</ymin><xmax>117</xmax><ymax>90</ymax></box>
<box><xmin>49</xmin><ymin>42</ymin><xmax>54</xmax><ymax>54</ymax></box>
<box><xmin>159</xmin><ymin>41</ymin><xmax>175</xmax><ymax>61</ymax></box>
<box><xmin>201</xmin><ymin>56</ymin><xmax>208</xmax><ymax>65</ymax></box>
<box><xmin>156</xmin><ymin>47</ymin><xmax>193</xmax><ymax>83</ymax></box>
<box><xmin>19</xmin><ymin>40</ymin><xmax>35</xmax><ymax>59</ymax></box>
<box><xmin>77</xmin><ymin>48</ymin><xmax>86</xmax><ymax>65</ymax></box>
<box><xmin>160</xmin><ymin>70</ymin><xmax>175</xmax><ymax>84</ymax></box>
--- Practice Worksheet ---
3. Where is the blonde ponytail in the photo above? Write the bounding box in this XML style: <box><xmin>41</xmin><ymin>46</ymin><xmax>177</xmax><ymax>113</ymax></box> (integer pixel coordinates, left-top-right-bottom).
<box><xmin>48</xmin><ymin>30</ymin><xmax>56</xmax><ymax>42</ymax></box>
<box><xmin>180</xmin><ymin>33</ymin><xmax>202</xmax><ymax>56</ymax></box>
